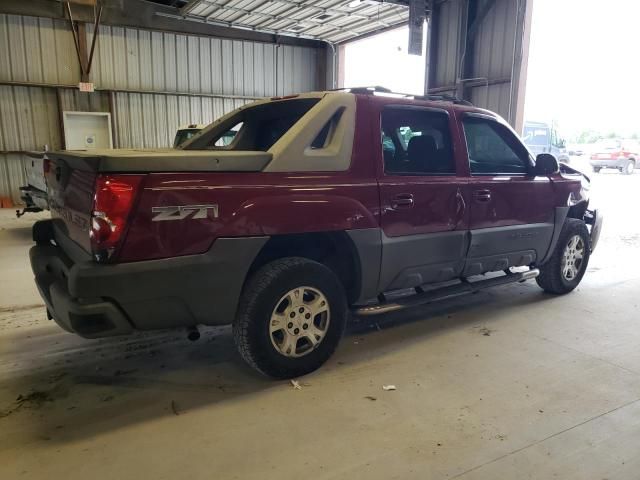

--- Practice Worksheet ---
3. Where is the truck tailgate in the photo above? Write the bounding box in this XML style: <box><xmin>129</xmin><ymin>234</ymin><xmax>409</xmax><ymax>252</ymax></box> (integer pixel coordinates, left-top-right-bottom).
<box><xmin>46</xmin><ymin>155</ymin><xmax>97</xmax><ymax>253</ymax></box>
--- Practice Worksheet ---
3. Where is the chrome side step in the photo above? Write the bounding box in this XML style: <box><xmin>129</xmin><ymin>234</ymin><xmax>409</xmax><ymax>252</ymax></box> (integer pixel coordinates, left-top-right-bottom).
<box><xmin>354</xmin><ymin>268</ymin><xmax>540</xmax><ymax>316</ymax></box>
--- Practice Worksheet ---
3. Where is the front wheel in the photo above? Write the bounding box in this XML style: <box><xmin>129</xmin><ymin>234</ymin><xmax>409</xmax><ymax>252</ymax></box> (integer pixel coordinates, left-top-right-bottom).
<box><xmin>622</xmin><ymin>160</ymin><xmax>635</xmax><ymax>175</ymax></box>
<box><xmin>233</xmin><ymin>257</ymin><xmax>347</xmax><ymax>378</ymax></box>
<box><xmin>536</xmin><ymin>219</ymin><xmax>591</xmax><ymax>295</ymax></box>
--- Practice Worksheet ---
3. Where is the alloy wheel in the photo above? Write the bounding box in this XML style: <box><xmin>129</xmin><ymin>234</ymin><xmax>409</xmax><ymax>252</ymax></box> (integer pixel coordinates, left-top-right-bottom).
<box><xmin>269</xmin><ymin>286</ymin><xmax>330</xmax><ymax>358</ymax></box>
<box><xmin>561</xmin><ymin>235</ymin><xmax>585</xmax><ymax>281</ymax></box>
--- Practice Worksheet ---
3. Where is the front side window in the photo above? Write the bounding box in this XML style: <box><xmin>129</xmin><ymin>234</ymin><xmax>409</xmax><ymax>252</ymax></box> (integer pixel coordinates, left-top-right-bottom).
<box><xmin>463</xmin><ymin>117</ymin><xmax>531</xmax><ymax>175</ymax></box>
<box><xmin>381</xmin><ymin>107</ymin><xmax>455</xmax><ymax>175</ymax></box>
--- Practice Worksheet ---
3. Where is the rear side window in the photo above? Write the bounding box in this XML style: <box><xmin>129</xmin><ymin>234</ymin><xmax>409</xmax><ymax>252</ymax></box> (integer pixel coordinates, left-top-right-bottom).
<box><xmin>184</xmin><ymin>98</ymin><xmax>320</xmax><ymax>151</ymax></box>
<box><xmin>463</xmin><ymin>117</ymin><xmax>531</xmax><ymax>174</ymax></box>
<box><xmin>310</xmin><ymin>108</ymin><xmax>345</xmax><ymax>149</ymax></box>
<box><xmin>381</xmin><ymin>107</ymin><xmax>455</xmax><ymax>175</ymax></box>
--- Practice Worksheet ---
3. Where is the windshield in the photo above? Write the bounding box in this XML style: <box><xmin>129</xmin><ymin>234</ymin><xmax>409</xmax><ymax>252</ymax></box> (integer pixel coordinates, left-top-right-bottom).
<box><xmin>184</xmin><ymin>98</ymin><xmax>320</xmax><ymax>151</ymax></box>
<box><xmin>522</xmin><ymin>126</ymin><xmax>550</xmax><ymax>146</ymax></box>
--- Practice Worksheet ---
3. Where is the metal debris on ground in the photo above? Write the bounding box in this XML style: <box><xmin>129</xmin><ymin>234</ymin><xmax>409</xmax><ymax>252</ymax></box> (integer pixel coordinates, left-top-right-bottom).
<box><xmin>478</xmin><ymin>327</ymin><xmax>493</xmax><ymax>336</ymax></box>
<box><xmin>364</xmin><ymin>396</ymin><xmax>377</xmax><ymax>401</ymax></box>
<box><xmin>382</xmin><ymin>385</ymin><xmax>397</xmax><ymax>391</ymax></box>
<box><xmin>290</xmin><ymin>379</ymin><xmax>302</xmax><ymax>390</ymax></box>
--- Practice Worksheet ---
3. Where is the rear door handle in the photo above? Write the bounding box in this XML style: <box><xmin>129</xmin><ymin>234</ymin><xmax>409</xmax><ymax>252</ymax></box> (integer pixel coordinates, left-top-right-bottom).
<box><xmin>390</xmin><ymin>193</ymin><xmax>414</xmax><ymax>210</ymax></box>
<box><xmin>473</xmin><ymin>189</ymin><xmax>492</xmax><ymax>203</ymax></box>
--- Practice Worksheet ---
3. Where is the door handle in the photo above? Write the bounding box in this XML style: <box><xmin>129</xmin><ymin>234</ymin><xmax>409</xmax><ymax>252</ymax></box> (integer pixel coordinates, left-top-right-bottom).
<box><xmin>390</xmin><ymin>193</ymin><xmax>414</xmax><ymax>210</ymax></box>
<box><xmin>473</xmin><ymin>189</ymin><xmax>492</xmax><ymax>203</ymax></box>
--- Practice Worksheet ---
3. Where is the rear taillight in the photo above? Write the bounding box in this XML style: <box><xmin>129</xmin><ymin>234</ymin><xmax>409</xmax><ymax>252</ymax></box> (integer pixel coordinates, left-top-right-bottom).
<box><xmin>91</xmin><ymin>174</ymin><xmax>144</xmax><ymax>261</ymax></box>
<box><xmin>43</xmin><ymin>158</ymin><xmax>50</xmax><ymax>173</ymax></box>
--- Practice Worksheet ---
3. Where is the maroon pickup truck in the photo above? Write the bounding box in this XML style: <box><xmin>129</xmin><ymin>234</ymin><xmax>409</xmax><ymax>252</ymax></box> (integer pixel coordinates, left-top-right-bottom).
<box><xmin>30</xmin><ymin>88</ymin><xmax>602</xmax><ymax>378</ymax></box>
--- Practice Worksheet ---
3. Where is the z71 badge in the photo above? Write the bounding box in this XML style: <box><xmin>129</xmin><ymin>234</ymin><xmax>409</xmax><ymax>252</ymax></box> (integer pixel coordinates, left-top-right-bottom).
<box><xmin>151</xmin><ymin>204</ymin><xmax>219</xmax><ymax>221</ymax></box>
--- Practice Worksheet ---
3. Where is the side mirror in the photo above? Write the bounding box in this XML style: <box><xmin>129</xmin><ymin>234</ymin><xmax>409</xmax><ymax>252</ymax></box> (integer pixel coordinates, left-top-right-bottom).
<box><xmin>534</xmin><ymin>153</ymin><xmax>559</xmax><ymax>176</ymax></box>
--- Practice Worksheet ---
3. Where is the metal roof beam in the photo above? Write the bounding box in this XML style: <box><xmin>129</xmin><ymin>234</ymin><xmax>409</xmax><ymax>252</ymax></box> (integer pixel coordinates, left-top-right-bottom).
<box><xmin>0</xmin><ymin>0</ymin><xmax>325</xmax><ymax>47</ymax></box>
<box><xmin>257</xmin><ymin>0</ymin><xmax>393</xmax><ymax>22</ymax></box>
<box><xmin>201</xmin><ymin>2</ymin><xmax>363</xmax><ymax>37</ymax></box>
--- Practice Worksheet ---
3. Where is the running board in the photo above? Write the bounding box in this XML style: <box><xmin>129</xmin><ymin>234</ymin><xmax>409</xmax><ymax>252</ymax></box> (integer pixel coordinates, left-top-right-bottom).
<box><xmin>354</xmin><ymin>269</ymin><xmax>540</xmax><ymax>316</ymax></box>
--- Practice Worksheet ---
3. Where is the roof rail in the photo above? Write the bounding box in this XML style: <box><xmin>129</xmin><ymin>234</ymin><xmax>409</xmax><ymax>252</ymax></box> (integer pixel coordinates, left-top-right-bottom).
<box><xmin>332</xmin><ymin>86</ymin><xmax>473</xmax><ymax>106</ymax></box>
<box><xmin>414</xmin><ymin>94</ymin><xmax>474</xmax><ymax>106</ymax></box>
<box><xmin>330</xmin><ymin>86</ymin><xmax>392</xmax><ymax>94</ymax></box>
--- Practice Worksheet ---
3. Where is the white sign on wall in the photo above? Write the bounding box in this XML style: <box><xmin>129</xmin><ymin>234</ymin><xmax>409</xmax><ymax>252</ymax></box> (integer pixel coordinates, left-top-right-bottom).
<box><xmin>62</xmin><ymin>112</ymin><xmax>113</xmax><ymax>150</ymax></box>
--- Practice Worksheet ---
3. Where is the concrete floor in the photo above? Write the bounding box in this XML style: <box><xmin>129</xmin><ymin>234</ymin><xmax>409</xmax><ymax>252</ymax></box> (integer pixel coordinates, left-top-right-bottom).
<box><xmin>1</xmin><ymin>164</ymin><xmax>639</xmax><ymax>480</ymax></box>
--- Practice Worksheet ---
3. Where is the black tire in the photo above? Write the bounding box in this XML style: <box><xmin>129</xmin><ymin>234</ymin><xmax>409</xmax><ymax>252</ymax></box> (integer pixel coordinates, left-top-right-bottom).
<box><xmin>233</xmin><ymin>257</ymin><xmax>347</xmax><ymax>378</ymax></box>
<box><xmin>622</xmin><ymin>159</ymin><xmax>635</xmax><ymax>175</ymax></box>
<box><xmin>592</xmin><ymin>166</ymin><xmax>601</xmax><ymax>173</ymax></box>
<box><xmin>536</xmin><ymin>218</ymin><xmax>591</xmax><ymax>295</ymax></box>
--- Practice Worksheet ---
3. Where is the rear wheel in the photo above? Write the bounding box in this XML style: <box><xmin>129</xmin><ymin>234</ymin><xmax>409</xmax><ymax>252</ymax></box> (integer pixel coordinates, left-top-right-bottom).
<box><xmin>592</xmin><ymin>166</ymin><xmax>601</xmax><ymax>173</ymax></box>
<box><xmin>536</xmin><ymin>219</ymin><xmax>591</xmax><ymax>295</ymax></box>
<box><xmin>233</xmin><ymin>257</ymin><xmax>347</xmax><ymax>378</ymax></box>
<box><xmin>622</xmin><ymin>159</ymin><xmax>635</xmax><ymax>175</ymax></box>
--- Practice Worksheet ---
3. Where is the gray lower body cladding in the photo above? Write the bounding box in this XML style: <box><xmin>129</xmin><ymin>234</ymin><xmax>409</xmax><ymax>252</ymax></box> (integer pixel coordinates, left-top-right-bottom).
<box><xmin>30</xmin><ymin>220</ymin><xmax>267</xmax><ymax>338</ymax></box>
<box><xmin>349</xmin><ymin>221</ymin><xmax>558</xmax><ymax>297</ymax></box>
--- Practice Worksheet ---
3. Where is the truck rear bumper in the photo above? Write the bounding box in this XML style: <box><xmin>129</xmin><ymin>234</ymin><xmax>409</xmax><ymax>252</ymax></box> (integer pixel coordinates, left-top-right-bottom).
<box><xmin>30</xmin><ymin>220</ymin><xmax>268</xmax><ymax>338</ymax></box>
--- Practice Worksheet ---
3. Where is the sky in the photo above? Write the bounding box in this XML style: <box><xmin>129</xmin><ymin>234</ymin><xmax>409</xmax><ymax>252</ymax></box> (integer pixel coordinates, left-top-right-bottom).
<box><xmin>525</xmin><ymin>0</ymin><xmax>640</xmax><ymax>138</ymax></box>
<box><xmin>343</xmin><ymin>26</ymin><xmax>426</xmax><ymax>95</ymax></box>
<box><xmin>343</xmin><ymin>0</ymin><xmax>640</xmax><ymax>139</ymax></box>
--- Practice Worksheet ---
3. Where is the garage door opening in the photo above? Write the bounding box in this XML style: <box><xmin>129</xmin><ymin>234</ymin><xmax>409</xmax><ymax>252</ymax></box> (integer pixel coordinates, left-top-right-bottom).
<box><xmin>341</xmin><ymin>26</ymin><xmax>427</xmax><ymax>95</ymax></box>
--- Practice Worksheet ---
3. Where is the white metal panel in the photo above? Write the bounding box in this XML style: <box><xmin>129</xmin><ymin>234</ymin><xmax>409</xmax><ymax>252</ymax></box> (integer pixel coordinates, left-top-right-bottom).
<box><xmin>0</xmin><ymin>153</ymin><xmax>29</xmax><ymax>204</ymax></box>
<box><xmin>430</xmin><ymin>0</ymin><xmax>463</xmax><ymax>92</ymax></box>
<box><xmin>63</xmin><ymin>112</ymin><xmax>113</xmax><ymax>150</ymax></box>
<box><xmin>0</xmin><ymin>14</ymin><xmax>80</xmax><ymax>85</ymax></box>
<box><xmin>58</xmin><ymin>89</ymin><xmax>109</xmax><ymax>113</ymax></box>
<box><xmin>113</xmin><ymin>92</ymin><xmax>252</xmax><ymax>149</ymax></box>
<box><xmin>0</xmin><ymin>85</ymin><xmax>59</xmax><ymax>151</ymax></box>
<box><xmin>427</xmin><ymin>0</ymin><xmax>531</xmax><ymax>129</ymax></box>
<box><xmin>86</xmin><ymin>22</ymin><xmax>319</xmax><ymax>96</ymax></box>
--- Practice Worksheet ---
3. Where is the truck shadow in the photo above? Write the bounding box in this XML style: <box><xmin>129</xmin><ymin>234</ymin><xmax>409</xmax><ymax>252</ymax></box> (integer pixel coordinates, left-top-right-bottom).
<box><xmin>0</xmin><ymin>283</ymin><xmax>558</xmax><ymax>446</ymax></box>
<box><xmin>0</xmin><ymin>225</ymin><xmax>33</xmax><ymax>242</ymax></box>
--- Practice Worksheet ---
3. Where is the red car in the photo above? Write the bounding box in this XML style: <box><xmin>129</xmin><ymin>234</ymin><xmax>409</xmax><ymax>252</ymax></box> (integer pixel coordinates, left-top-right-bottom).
<box><xmin>30</xmin><ymin>88</ymin><xmax>602</xmax><ymax>378</ymax></box>
<box><xmin>590</xmin><ymin>138</ymin><xmax>640</xmax><ymax>175</ymax></box>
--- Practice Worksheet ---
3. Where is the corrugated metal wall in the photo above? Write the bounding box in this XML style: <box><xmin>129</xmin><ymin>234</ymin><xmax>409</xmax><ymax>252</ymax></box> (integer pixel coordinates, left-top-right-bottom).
<box><xmin>88</xmin><ymin>24</ymin><xmax>317</xmax><ymax>97</ymax></box>
<box><xmin>427</xmin><ymin>0</ymin><xmax>530</xmax><ymax>128</ymax></box>
<box><xmin>469</xmin><ymin>0</ymin><xmax>519</xmax><ymax>118</ymax></box>
<box><xmin>113</xmin><ymin>92</ymin><xmax>248</xmax><ymax>149</ymax></box>
<box><xmin>429</xmin><ymin>0</ymin><xmax>463</xmax><ymax>93</ymax></box>
<box><xmin>0</xmin><ymin>85</ymin><xmax>108</xmax><ymax>203</ymax></box>
<box><xmin>0</xmin><ymin>14</ymin><xmax>80</xmax><ymax>85</ymax></box>
<box><xmin>0</xmin><ymin>13</ymin><xmax>321</xmax><ymax>203</ymax></box>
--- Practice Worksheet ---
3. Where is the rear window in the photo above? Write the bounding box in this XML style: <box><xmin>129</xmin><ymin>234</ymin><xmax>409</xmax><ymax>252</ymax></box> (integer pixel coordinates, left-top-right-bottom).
<box><xmin>595</xmin><ymin>140</ymin><xmax>621</xmax><ymax>150</ymax></box>
<box><xmin>184</xmin><ymin>98</ymin><xmax>320</xmax><ymax>152</ymax></box>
